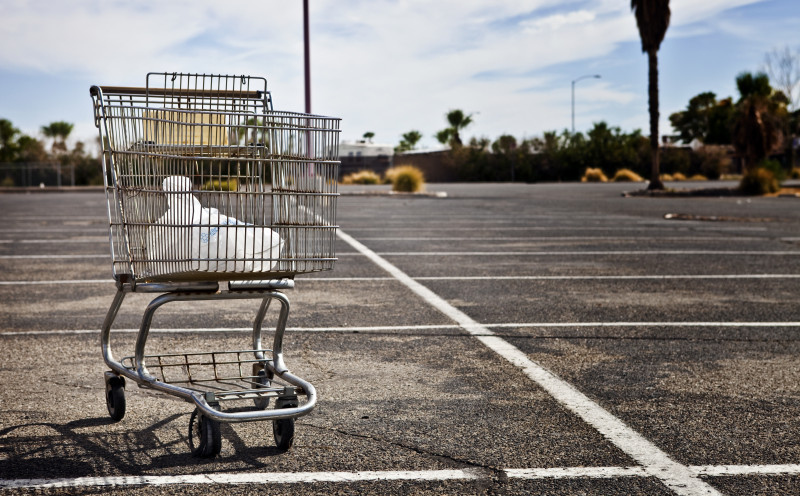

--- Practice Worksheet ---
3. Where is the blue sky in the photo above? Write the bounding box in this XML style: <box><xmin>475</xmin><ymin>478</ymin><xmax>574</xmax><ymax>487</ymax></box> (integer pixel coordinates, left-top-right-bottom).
<box><xmin>0</xmin><ymin>0</ymin><xmax>798</xmax><ymax>151</ymax></box>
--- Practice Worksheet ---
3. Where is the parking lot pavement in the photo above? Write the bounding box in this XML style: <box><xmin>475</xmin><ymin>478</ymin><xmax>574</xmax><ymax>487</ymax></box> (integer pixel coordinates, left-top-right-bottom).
<box><xmin>2</xmin><ymin>183</ymin><xmax>800</xmax><ymax>495</ymax></box>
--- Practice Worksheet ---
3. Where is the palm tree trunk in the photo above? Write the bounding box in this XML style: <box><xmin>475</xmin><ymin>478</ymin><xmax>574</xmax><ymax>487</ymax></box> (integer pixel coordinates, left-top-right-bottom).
<box><xmin>647</xmin><ymin>49</ymin><xmax>664</xmax><ymax>190</ymax></box>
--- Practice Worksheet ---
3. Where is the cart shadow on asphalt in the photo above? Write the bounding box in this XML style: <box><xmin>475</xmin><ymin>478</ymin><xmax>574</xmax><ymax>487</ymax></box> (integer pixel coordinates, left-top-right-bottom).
<box><xmin>0</xmin><ymin>413</ymin><xmax>283</xmax><ymax>479</ymax></box>
<box><xmin>0</xmin><ymin>412</ymin><xmax>291</xmax><ymax>480</ymax></box>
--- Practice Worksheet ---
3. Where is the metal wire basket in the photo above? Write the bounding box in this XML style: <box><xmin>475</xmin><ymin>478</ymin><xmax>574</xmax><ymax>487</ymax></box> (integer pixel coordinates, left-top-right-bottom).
<box><xmin>91</xmin><ymin>72</ymin><xmax>341</xmax><ymax>284</ymax></box>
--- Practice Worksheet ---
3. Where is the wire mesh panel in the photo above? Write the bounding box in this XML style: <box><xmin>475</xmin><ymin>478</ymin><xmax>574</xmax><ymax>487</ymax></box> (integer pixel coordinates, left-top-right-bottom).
<box><xmin>91</xmin><ymin>73</ymin><xmax>340</xmax><ymax>283</ymax></box>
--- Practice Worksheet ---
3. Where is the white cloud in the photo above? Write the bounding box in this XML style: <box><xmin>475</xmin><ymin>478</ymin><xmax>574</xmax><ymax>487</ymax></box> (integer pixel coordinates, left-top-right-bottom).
<box><xmin>0</xmin><ymin>0</ymin><xmax>782</xmax><ymax>146</ymax></box>
<box><xmin>522</xmin><ymin>10</ymin><xmax>596</xmax><ymax>34</ymax></box>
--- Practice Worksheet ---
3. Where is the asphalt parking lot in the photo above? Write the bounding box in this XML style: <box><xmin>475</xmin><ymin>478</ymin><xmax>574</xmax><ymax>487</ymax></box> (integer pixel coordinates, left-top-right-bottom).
<box><xmin>1</xmin><ymin>182</ymin><xmax>800</xmax><ymax>495</ymax></box>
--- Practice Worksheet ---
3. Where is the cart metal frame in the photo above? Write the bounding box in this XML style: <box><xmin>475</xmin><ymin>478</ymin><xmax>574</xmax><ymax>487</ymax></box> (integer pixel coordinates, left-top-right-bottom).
<box><xmin>90</xmin><ymin>72</ymin><xmax>340</xmax><ymax>457</ymax></box>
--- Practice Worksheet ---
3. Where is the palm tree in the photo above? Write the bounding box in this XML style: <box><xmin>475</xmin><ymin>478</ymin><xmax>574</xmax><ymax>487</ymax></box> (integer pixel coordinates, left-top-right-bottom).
<box><xmin>446</xmin><ymin>110</ymin><xmax>473</xmax><ymax>146</ymax></box>
<box><xmin>0</xmin><ymin>118</ymin><xmax>20</xmax><ymax>162</ymax></box>
<box><xmin>732</xmin><ymin>72</ymin><xmax>787</xmax><ymax>171</ymax></box>
<box><xmin>631</xmin><ymin>0</ymin><xmax>670</xmax><ymax>190</ymax></box>
<box><xmin>395</xmin><ymin>130</ymin><xmax>422</xmax><ymax>153</ymax></box>
<box><xmin>41</xmin><ymin>121</ymin><xmax>74</xmax><ymax>155</ymax></box>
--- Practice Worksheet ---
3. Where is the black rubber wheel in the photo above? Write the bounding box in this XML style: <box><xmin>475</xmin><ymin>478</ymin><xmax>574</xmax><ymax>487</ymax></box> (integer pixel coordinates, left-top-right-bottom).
<box><xmin>189</xmin><ymin>408</ymin><xmax>221</xmax><ymax>458</ymax></box>
<box><xmin>105</xmin><ymin>381</ymin><xmax>126</xmax><ymax>421</ymax></box>
<box><xmin>273</xmin><ymin>417</ymin><xmax>295</xmax><ymax>451</ymax></box>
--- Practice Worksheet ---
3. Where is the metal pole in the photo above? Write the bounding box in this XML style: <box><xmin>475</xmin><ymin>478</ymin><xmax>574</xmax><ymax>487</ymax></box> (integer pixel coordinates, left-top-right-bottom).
<box><xmin>303</xmin><ymin>0</ymin><xmax>311</xmax><ymax>114</ymax></box>
<box><xmin>570</xmin><ymin>74</ymin><xmax>601</xmax><ymax>135</ymax></box>
<box><xmin>571</xmin><ymin>80</ymin><xmax>575</xmax><ymax>135</ymax></box>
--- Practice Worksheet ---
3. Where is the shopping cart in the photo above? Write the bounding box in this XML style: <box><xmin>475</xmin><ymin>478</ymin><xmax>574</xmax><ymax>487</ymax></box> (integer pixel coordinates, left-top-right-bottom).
<box><xmin>90</xmin><ymin>72</ymin><xmax>340</xmax><ymax>457</ymax></box>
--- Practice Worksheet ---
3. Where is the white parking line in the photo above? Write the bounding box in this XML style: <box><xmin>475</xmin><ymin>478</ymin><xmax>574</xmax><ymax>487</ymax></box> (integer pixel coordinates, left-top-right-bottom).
<box><xmin>0</xmin><ymin>239</ymin><xmax>107</xmax><ymax>244</ymax></box>
<box><xmin>336</xmin><ymin>230</ymin><xmax>722</xmax><ymax>495</ymax></box>
<box><xmin>369</xmin><ymin>250</ymin><xmax>800</xmax><ymax>256</ymax></box>
<box><xmin>343</xmin><ymin>226</ymin><xmax>769</xmax><ymax>232</ymax></box>
<box><xmin>3</xmin><ymin>250</ymin><xmax>798</xmax><ymax>260</ymax></box>
<box><xmin>5</xmin><ymin>321</ymin><xmax>800</xmax><ymax>337</ymax></box>
<box><xmin>0</xmin><ymin>254</ymin><xmax>108</xmax><ymax>259</ymax></box>
<box><xmin>356</xmin><ymin>236</ymin><xmax>763</xmax><ymax>242</ymax></box>
<box><xmin>5</xmin><ymin>464</ymin><xmax>800</xmax><ymax>490</ymax></box>
<box><xmin>4</xmin><ymin>274</ymin><xmax>800</xmax><ymax>285</ymax></box>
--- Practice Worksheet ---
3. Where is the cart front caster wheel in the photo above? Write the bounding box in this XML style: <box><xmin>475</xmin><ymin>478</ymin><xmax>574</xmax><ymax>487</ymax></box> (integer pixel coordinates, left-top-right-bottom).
<box><xmin>273</xmin><ymin>417</ymin><xmax>295</xmax><ymax>451</ymax></box>
<box><xmin>105</xmin><ymin>378</ymin><xmax>126</xmax><ymax>421</ymax></box>
<box><xmin>273</xmin><ymin>396</ymin><xmax>298</xmax><ymax>451</ymax></box>
<box><xmin>189</xmin><ymin>408</ymin><xmax>221</xmax><ymax>458</ymax></box>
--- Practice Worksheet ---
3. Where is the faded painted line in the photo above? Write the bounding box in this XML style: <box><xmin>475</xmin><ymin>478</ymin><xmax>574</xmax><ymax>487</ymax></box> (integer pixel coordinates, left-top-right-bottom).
<box><xmin>5</xmin><ymin>321</ymin><xmax>800</xmax><ymax>337</ymax></box>
<box><xmin>342</xmin><ymin>226</ymin><xmax>769</xmax><ymax>232</ymax></box>
<box><xmin>0</xmin><ymin>228</ymin><xmax>107</xmax><ymax>233</ymax></box>
<box><xmin>3</xmin><ymin>250</ymin><xmax>797</xmax><ymax>260</ymax></box>
<box><xmin>337</xmin><ymin>229</ymin><xmax>721</xmax><ymax>496</ymax></box>
<box><xmin>356</xmin><ymin>236</ymin><xmax>763</xmax><ymax>242</ymax></box>
<box><xmin>0</xmin><ymin>469</ymin><xmax>481</xmax><ymax>490</ymax></box>
<box><xmin>0</xmin><ymin>238</ymin><xmax>107</xmax><ymax>244</ymax></box>
<box><xmin>491</xmin><ymin>322</ymin><xmax>800</xmax><ymax>328</ymax></box>
<box><xmin>5</xmin><ymin>274</ymin><xmax>800</xmax><ymax>285</ymax></box>
<box><xmin>691</xmin><ymin>464</ymin><xmax>800</xmax><ymax>476</ymax></box>
<box><xmin>0</xmin><ymin>254</ymin><xmax>108</xmax><ymax>259</ymax></box>
<box><xmin>0</xmin><ymin>324</ymin><xmax>462</xmax><ymax>336</ymax></box>
<box><xmin>415</xmin><ymin>274</ymin><xmax>800</xmax><ymax>280</ymax></box>
<box><xmin>5</xmin><ymin>464</ymin><xmax>800</xmax><ymax>490</ymax></box>
<box><xmin>366</xmin><ymin>250</ymin><xmax>800</xmax><ymax>256</ymax></box>
<box><xmin>0</xmin><ymin>279</ymin><xmax>111</xmax><ymax>285</ymax></box>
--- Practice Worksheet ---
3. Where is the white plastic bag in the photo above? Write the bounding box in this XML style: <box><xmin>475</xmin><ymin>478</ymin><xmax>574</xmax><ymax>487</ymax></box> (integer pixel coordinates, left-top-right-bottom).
<box><xmin>146</xmin><ymin>176</ymin><xmax>282</xmax><ymax>274</ymax></box>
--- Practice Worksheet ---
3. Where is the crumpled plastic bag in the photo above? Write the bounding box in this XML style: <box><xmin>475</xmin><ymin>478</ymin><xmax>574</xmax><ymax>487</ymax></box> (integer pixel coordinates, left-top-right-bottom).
<box><xmin>145</xmin><ymin>176</ymin><xmax>282</xmax><ymax>274</ymax></box>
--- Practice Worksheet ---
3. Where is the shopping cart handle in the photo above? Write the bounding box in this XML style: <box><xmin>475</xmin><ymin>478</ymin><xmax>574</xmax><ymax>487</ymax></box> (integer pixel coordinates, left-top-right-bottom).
<box><xmin>92</xmin><ymin>85</ymin><xmax>263</xmax><ymax>99</ymax></box>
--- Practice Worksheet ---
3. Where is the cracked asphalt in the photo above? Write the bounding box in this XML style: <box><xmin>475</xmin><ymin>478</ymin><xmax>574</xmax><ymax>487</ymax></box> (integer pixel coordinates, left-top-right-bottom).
<box><xmin>1</xmin><ymin>182</ymin><xmax>800</xmax><ymax>495</ymax></box>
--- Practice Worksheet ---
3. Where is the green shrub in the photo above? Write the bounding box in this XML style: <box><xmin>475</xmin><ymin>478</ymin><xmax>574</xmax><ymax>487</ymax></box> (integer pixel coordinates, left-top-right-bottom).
<box><xmin>386</xmin><ymin>165</ymin><xmax>425</xmax><ymax>192</ymax></box>
<box><xmin>739</xmin><ymin>167</ymin><xmax>780</xmax><ymax>195</ymax></box>
<box><xmin>581</xmin><ymin>167</ymin><xmax>608</xmax><ymax>182</ymax></box>
<box><xmin>340</xmin><ymin>170</ymin><xmax>382</xmax><ymax>185</ymax></box>
<box><xmin>611</xmin><ymin>168</ymin><xmax>644</xmax><ymax>182</ymax></box>
<box><xmin>202</xmin><ymin>179</ymin><xmax>239</xmax><ymax>191</ymax></box>
<box><xmin>760</xmin><ymin>159</ymin><xmax>786</xmax><ymax>182</ymax></box>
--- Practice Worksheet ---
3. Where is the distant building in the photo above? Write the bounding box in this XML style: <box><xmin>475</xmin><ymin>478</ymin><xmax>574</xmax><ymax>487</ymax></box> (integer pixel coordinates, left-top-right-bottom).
<box><xmin>339</xmin><ymin>140</ymin><xmax>394</xmax><ymax>176</ymax></box>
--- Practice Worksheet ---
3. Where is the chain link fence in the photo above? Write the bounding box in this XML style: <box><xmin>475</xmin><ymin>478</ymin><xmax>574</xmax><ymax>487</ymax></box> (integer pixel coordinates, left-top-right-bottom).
<box><xmin>0</xmin><ymin>162</ymin><xmax>76</xmax><ymax>188</ymax></box>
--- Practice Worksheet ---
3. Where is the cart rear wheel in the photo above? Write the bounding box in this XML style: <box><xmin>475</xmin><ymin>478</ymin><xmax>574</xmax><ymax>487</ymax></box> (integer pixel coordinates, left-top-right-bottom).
<box><xmin>105</xmin><ymin>380</ymin><xmax>126</xmax><ymax>421</ymax></box>
<box><xmin>189</xmin><ymin>408</ymin><xmax>221</xmax><ymax>458</ymax></box>
<box><xmin>254</xmin><ymin>369</ymin><xmax>272</xmax><ymax>410</ymax></box>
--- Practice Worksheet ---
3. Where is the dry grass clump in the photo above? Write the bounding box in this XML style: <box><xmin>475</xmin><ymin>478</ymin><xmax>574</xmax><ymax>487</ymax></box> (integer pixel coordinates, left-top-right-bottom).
<box><xmin>611</xmin><ymin>169</ymin><xmax>644</xmax><ymax>182</ymax></box>
<box><xmin>660</xmin><ymin>173</ymin><xmax>673</xmax><ymax>181</ymax></box>
<box><xmin>385</xmin><ymin>165</ymin><xmax>425</xmax><ymax>192</ymax></box>
<box><xmin>739</xmin><ymin>167</ymin><xmax>780</xmax><ymax>195</ymax></box>
<box><xmin>671</xmin><ymin>172</ymin><xmax>687</xmax><ymax>181</ymax></box>
<box><xmin>340</xmin><ymin>170</ymin><xmax>382</xmax><ymax>185</ymax></box>
<box><xmin>581</xmin><ymin>167</ymin><xmax>608</xmax><ymax>182</ymax></box>
<box><xmin>688</xmin><ymin>174</ymin><xmax>708</xmax><ymax>181</ymax></box>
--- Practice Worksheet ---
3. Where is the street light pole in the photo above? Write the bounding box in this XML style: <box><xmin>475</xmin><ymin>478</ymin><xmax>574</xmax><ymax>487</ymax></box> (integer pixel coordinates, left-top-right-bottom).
<box><xmin>303</xmin><ymin>0</ymin><xmax>311</xmax><ymax>114</ymax></box>
<box><xmin>571</xmin><ymin>74</ymin><xmax>601</xmax><ymax>134</ymax></box>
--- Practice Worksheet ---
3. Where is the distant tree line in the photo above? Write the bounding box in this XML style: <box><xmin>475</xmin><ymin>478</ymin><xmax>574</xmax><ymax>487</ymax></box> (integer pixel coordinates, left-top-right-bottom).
<box><xmin>392</xmin><ymin>67</ymin><xmax>799</xmax><ymax>185</ymax></box>
<box><xmin>0</xmin><ymin>118</ymin><xmax>102</xmax><ymax>186</ymax></box>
